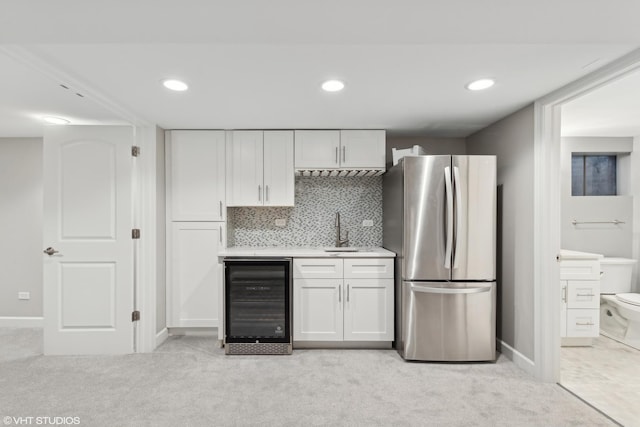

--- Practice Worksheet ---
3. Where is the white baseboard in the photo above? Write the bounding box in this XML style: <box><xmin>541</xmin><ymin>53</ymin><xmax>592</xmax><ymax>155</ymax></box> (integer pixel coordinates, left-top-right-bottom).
<box><xmin>0</xmin><ymin>316</ymin><xmax>44</xmax><ymax>328</ymax></box>
<box><xmin>167</xmin><ymin>327</ymin><xmax>217</xmax><ymax>337</ymax></box>
<box><xmin>497</xmin><ymin>339</ymin><xmax>536</xmax><ymax>376</ymax></box>
<box><xmin>155</xmin><ymin>328</ymin><xmax>169</xmax><ymax>348</ymax></box>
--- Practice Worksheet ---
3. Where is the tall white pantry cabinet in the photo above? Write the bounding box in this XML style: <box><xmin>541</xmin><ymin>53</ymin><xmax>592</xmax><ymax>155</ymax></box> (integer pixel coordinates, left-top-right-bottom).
<box><xmin>166</xmin><ymin>130</ymin><xmax>226</xmax><ymax>328</ymax></box>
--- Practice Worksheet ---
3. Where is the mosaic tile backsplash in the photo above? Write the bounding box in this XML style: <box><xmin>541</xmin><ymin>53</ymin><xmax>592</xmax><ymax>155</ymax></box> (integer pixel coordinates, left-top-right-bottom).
<box><xmin>228</xmin><ymin>176</ymin><xmax>382</xmax><ymax>247</ymax></box>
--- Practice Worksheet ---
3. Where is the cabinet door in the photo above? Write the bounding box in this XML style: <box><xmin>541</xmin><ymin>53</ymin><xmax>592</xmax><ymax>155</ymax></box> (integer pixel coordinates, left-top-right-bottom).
<box><xmin>293</xmin><ymin>258</ymin><xmax>343</xmax><ymax>279</ymax></box>
<box><xmin>168</xmin><ymin>222</ymin><xmax>224</xmax><ymax>327</ymax></box>
<box><xmin>343</xmin><ymin>278</ymin><xmax>394</xmax><ymax>341</ymax></box>
<box><xmin>567</xmin><ymin>280</ymin><xmax>600</xmax><ymax>309</ymax></box>
<box><xmin>340</xmin><ymin>130</ymin><xmax>385</xmax><ymax>168</ymax></box>
<box><xmin>294</xmin><ymin>130</ymin><xmax>340</xmax><ymax>169</ymax></box>
<box><xmin>263</xmin><ymin>131</ymin><xmax>294</xmax><ymax>206</ymax></box>
<box><xmin>226</xmin><ymin>131</ymin><xmax>264</xmax><ymax>206</ymax></box>
<box><xmin>344</xmin><ymin>258</ymin><xmax>394</xmax><ymax>279</ymax></box>
<box><xmin>167</xmin><ymin>130</ymin><xmax>226</xmax><ymax>220</ymax></box>
<box><xmin>566</xmin><ymin>309</ymin><xmax>600</xmax><ymax>337</ymax></box>
<box><xmin>293</xmin><ymin>278</ymin><xmax>343</xmax><ymax>341</ymax></box>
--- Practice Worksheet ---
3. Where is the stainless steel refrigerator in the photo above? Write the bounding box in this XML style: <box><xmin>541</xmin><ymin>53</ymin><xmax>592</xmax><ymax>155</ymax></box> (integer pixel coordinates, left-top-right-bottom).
<box><xmin>383</xmin><ymin>155</ymin><xmax>497</xmax><ymax>361</ymax></box>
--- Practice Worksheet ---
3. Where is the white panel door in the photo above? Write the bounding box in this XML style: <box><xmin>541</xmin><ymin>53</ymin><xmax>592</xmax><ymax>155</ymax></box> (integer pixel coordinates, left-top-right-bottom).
<box><xmin>293</xmin><ymin>278</ymin><xmax>343</xmax><ymax>341</ymax></box>
<box><xmin>263</xmin><ymin>131</ymin><xmax>294</xmax><ymax>206</ymax></box>
<box><xmin>339</xmin><ymin>130</ymin><xmax>385</xmax><ymax>168</ymax></box>
<box><xmin>169</xmin><ymin>222</ymin><xmax>223</xmax><ymax>327</ymax></box>
<box><xmin>343</xmin><ymin>278</ymin><xmax>394</xmax><ymax>341</ymax></box>
<box><xmin>294</xmin><ymin>130</ymin><xmax>340</xmax><ymax>169</ymax></box>
<box><xmin>167</xmin><ymin>130</ymin><xmax>226</xmax><ymax>221</ymax></box>
<box><xmin>43</xmin><ymin>126</ymin><xmax>133</xmax><ymax>355</ymax></box>
<box><xmin>226</xmin><ymin>131</ymin><xmax>264</xmax><ymax>206</ymax></box>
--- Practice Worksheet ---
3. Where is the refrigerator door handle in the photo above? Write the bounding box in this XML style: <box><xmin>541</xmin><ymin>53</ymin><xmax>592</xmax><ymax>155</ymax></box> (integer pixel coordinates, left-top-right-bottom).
<box><xmin>410</xmin><ymin>283</ymin><xmax>492</xmax><ymax>294</ymax></box>
<box><xmin>444</xmin><ymin>166</ymin><xmax>453</xmax><ymax>269</ymax></box>
<box><xmin>452</xmin><ymin>166</ymin><xmax>463</xmax><ymax>269</ymax></box>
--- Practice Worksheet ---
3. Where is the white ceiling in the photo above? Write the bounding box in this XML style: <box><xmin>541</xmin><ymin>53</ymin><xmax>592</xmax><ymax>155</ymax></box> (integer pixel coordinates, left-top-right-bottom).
<box><xmin>562</xmin><ymin>69</ymin><xmax>640</xmax><ymax>137</ymax></box>
<box><xmin>1</xmin><ymin>1</ymin><xmax>640</xmax><ymax>138</ymax></box>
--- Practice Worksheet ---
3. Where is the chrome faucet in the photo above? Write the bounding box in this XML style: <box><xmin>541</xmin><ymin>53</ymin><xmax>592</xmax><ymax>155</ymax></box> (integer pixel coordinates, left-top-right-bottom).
<box><xmin>335</xmin><ymin>212</ymin><xmax>349</xmax><ymax>247</ymax></box>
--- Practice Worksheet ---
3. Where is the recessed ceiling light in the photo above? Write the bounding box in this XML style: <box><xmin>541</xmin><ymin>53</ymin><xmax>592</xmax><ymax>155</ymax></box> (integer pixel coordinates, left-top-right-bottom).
<box><xmin>466</xmin><ymin>79</ymin><xmax>495</xmax><ymax>91</ymax></box>
<box><xmin>162</xmin><ymin>79</ymin><xmax>189</xmax><ymax>91</ymax></box>
<box><xmin>43</xmin><ymin>116</ymin><xmax>70</xmax><ymax>125</ymax></box>
<box><xmin>322</xmin><ymin>80</ymin><xmax>345</xmax><ymax>92</ymax></box>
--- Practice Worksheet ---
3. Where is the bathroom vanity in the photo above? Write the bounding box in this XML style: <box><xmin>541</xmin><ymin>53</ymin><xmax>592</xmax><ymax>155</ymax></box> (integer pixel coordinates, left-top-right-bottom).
<box><xmin>559</xmin><ymin>249</ymin><xmax>602</xmax><ymax>346</ymax></box>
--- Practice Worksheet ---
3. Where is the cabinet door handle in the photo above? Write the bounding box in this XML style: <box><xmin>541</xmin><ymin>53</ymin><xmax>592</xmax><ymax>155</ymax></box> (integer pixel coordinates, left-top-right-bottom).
<box><xmin>576</xmin><ymin>293</ymin><xmax>595</xmax><ymax>297</ymax></box>
<box><xmin>266</xmin><ymin>185</ymin><xmax>269</xmax><ymax>202</ymax></box>
<box><xmin>338</xmin><ymin>284</ymin><xmax>342</xmax><ymax>303</ymax></box>
<box><xmin>576</xmin><ymin>322</ymin><xmax>595</xmax><ymax>326</ymax></box>
<box><xmin>219</xmin><ymin>224</ymin><xmax>223</xmax><ymax>244</ymax></box>
<box><xmin>562</xmin><ymin>286</ymin><xmax>567</xmax><ymax>302</ymax></box>
<box><xmin>335</xmin><ymin>147</ymin><xmax>339</xmax><ymax>164</ymax></box>
<box><xmin>347</xmin><ymin>283</ymin><xmax>350</xmax><ymax>302</ymax></box>
<box><xmin>219</xmin><ymin>200</ymin><xmax>223</xmax><ymax>219</ymax></box>
<box><xmin>258</xmin><ymin>185</ymin><xmax>262</xmax><ymax>202</ymax></box>
<box><xmin>342</xmin><ymin>146</ymin><xmax>346</xmax><ymax>163</ymax></box>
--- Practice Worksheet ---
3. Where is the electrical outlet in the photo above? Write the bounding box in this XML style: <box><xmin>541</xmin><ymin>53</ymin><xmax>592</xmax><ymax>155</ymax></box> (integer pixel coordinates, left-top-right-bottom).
<box><xmin>275</xmin><ymin>218</ymin><xmax>287</xmax><ymax>227</ymax></box>
<box><xmin>18</xmin><ymin>292</ymin><xmax>30</xmax><ymax>300</ymax></box>
<box><xmin>362</xmin><ymin>220</ymin><xmax>374</xmax><ymax>227</ymax></box>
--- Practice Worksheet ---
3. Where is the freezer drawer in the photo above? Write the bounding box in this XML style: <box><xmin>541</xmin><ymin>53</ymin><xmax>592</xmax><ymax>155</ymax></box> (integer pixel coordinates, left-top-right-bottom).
<box><xmin>402</xmin><ymin>281</ymin><xmax>496</xmax><ymax>361</ymax></box>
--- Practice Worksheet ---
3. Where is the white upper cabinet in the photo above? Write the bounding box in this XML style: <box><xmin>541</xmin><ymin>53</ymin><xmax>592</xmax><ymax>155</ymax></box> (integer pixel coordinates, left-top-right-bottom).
<box><xmin>226</xmin><ymin>130</ymin><xmax>294</xmax><ymax>207</ymax></box>
<box><xmin>263</xmin><ymin>131</ymin><xmax>295</xmax><ymax>206</ymax></box>
<box><xmin>340</xmin><ymin>130</ymin><xmax>385</xmax><ymax>168</ymax></box>
<box><xmin>167</xmin><ymin>130</ymin><xmax>226</xmax><ymax>221</ymax></box>
<box><xmin>294</xmin><ymin>130</ymin><xmax>340</xmax><ymax>168</ymax></box>
<box><xmin>294</xmin><ymin>130</ymin><xmax>386</xmax><ymax>171</ymax></box>
<box><xmin>226</xmin><ymin>131</ymin><xmax>264</xmax><ymax>206</ymax></box>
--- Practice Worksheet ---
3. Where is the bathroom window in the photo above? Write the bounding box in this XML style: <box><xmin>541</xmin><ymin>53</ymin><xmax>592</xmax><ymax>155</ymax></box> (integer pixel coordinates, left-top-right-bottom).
<box><xmin>571</xmin><ymin>155</ymin><xmax>617</xmax><ymax>196</ymax></box>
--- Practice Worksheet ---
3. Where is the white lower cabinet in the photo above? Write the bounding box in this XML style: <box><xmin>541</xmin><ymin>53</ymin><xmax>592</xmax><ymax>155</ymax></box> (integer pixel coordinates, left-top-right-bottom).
<box><xmin>561</xmin><ymin>279</ymin><xmax>600</xmax><ymax>338</ymax></box>
<box><xmin>168</xmin><ymin>222</ymin><xmax>225</xmax><ymax>328</ymax></box>
<box><xmin>560</xmin><ymin>258</ymin><xmax>601</xmax><ymax>340</ymax></box>
<box><xmin>293</xmin><ymin>258</ymin><xmax>394</xmax><ymax>342</ymax></box>
<box><xmin>295</xmin><ymin>278</ymin><xmax>344</xmax><ymax>340</ymax></box>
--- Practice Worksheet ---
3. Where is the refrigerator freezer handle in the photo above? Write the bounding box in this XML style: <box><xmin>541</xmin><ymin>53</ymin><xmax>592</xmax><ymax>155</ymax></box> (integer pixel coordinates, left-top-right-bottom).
<box><xmin>453</xmin><ymin>166</ymin><xmax>462</xmax><ymax>269</ymax></box>
<box><xmin>409</xmin><ymin>283</ymin><xmax>492</xmax><ymax>294</ymax></box>
<box><xmin>444</xmin><ymin>166</ymin><xmax>453</xmax><ymax>269</ymax></box>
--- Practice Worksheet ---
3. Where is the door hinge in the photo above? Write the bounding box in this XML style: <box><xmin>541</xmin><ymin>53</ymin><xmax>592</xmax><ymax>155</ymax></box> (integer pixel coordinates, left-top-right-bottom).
<box><xmin>131</xmin><ymin>146</ymin><xmax>140</xmax><ymax>157</ymax></box>
<box><xmin>132</xmin><ymin>310</ymin><xmax>141</xmax><ymax>322</ymax></box>
<box><xmin>132</xmin><ymin>228</ymin><xmax>141</xmax><ymax>239</ymax></box>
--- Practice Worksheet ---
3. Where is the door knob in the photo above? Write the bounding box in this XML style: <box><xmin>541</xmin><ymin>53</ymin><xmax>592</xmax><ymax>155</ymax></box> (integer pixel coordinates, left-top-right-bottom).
<box><xmin>43</xmin><ymin>247</ymin><xmax>59</xmax><ymax>256</ymax></box>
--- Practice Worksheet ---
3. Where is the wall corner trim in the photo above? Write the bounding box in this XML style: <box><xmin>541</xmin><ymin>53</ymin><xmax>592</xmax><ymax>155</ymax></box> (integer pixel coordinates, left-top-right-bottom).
<box><xmin>497</xmin><ymin>339</ymin><xmax>536</xmax><ymax>377</ymax></box>
<box><xmin>0</xmin><ymin>316</ymin><xmax>44</xmax><ymax>328</ymax></box>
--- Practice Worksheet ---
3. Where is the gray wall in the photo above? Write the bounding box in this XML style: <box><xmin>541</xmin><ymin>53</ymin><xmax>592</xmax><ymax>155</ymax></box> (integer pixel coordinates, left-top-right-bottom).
<box><xmin>466</xmin><ymin>105</ymin><xmax>535</xmax><ymax>362</ymax></box>
<box><xmin>229</xmin><ymin>176</ymin><xmax>382</xmax><ymax>247</ymax></box>
<box><xmin>155</xmin><ymin>126</ymin><xmax>167</xmax><ymax>334</ymax></box>
<box><xmin>561</xmin><ymin>137</ymin><xmax>634</xmax><ymax>258</ymax></box>
<box><xmin>386</xmin><ymin>136</ymin><xmax>466</xmax><ymax>168</ymax></box>
<box><xmin>0</xmin><ymin>138</ymin><xmax>43</xmax><ymax>318</ymax></box>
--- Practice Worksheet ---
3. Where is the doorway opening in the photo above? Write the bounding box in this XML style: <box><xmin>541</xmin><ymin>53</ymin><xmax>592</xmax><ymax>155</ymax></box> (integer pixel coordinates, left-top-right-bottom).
<box><xmin>535</xmin><ymin>51</ymin><xmax>640</xmax><ymax>426</ymax></box>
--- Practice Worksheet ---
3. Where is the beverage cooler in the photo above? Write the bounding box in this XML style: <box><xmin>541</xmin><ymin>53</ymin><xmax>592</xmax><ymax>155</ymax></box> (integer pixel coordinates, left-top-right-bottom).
<box><xmin>223</xmin><ymin>258</ymin><xmax>292</xmax><ymax>355</ymax></box>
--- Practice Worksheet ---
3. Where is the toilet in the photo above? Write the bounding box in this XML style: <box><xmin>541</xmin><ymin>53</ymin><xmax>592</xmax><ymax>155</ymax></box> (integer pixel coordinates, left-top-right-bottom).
<box><xmin>599</xmin><ymin>257</ymin><xmax>640</xmax><ymax>350</ymax></box>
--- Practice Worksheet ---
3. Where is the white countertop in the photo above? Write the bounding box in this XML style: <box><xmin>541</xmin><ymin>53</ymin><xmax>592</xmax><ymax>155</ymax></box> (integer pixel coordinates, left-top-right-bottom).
<box><xmin>559</xmin><ymin>249</ymin><xmax>603</xmax><ymax>261</ymax></box>
<box><xmin>218</xmin><ymin>246</ymin><xmax>396</xmax><ymax>258</ymax></box>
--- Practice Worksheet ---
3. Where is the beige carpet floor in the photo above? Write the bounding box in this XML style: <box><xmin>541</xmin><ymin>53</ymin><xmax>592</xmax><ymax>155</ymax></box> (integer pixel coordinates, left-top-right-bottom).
<box><xmin>0</xmin><ymin>329</ymin><xmax>619</xmax><ymax>426</ymax></box>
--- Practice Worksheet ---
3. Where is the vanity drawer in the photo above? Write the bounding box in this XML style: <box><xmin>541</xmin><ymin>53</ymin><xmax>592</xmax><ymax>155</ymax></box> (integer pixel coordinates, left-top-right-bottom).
<box><xmin>559</xmin><ymin>260</ymin><xmax>601</xmax><ymax>280</ymax></box>
<box><xmin>294</xmin><ymin>258</ymin><xmax>343</xmax><ymax>278</ymax></box>
<box><xmin>344</xmin><ymin>258</ymin><xmax>394</xmax><ymax>279</ymax></box>
<box><xmin>566</xmin><ymin>309</ymin><xmax>600</xmax><ymax>337</ymax></box>
<box><xmin>567</xmin><ymin>281</ymin><xmax>600</xmax><ymax>309</ymax></box>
